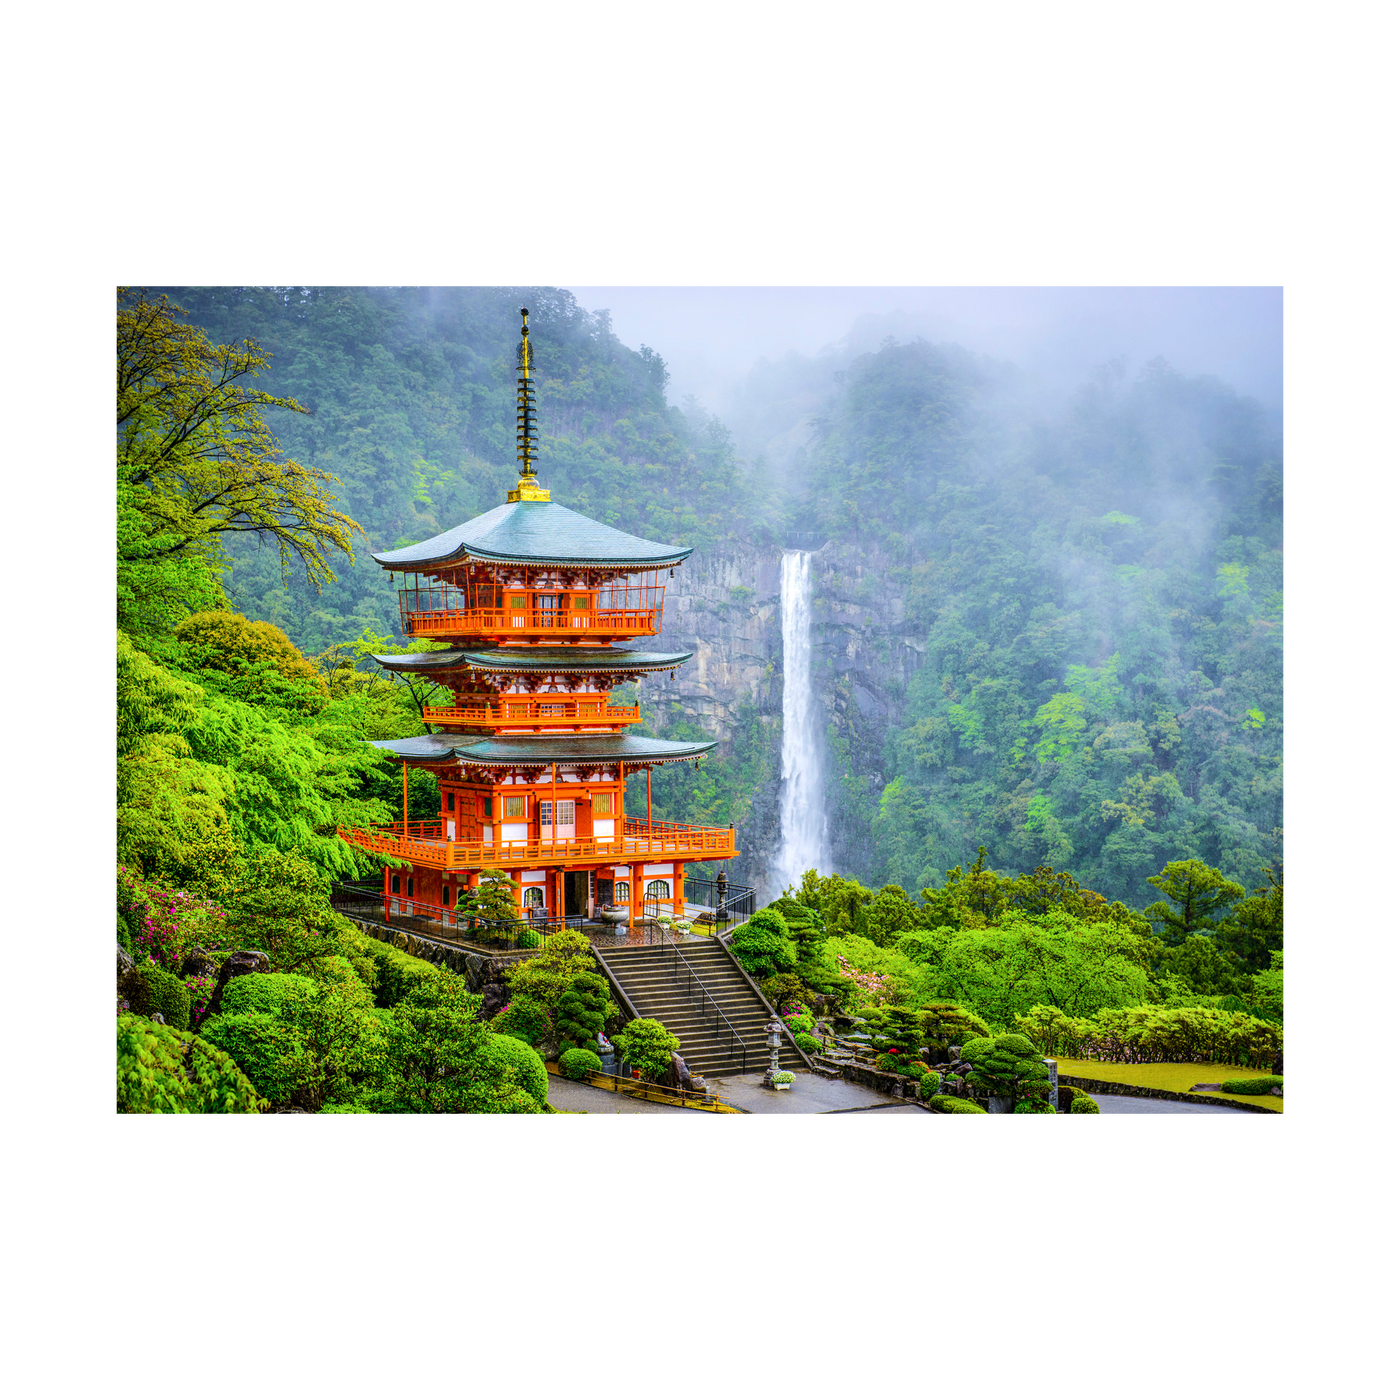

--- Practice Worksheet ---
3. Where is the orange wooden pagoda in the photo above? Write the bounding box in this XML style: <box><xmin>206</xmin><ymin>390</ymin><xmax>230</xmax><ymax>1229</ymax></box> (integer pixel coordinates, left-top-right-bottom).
<box><xmin>336</xmin><ymin>309</ymin><xmax>736</xmax><ymax>930</ymax></box>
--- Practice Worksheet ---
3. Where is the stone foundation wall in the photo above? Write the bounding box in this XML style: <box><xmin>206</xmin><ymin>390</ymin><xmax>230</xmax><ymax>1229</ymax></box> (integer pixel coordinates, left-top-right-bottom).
<box><xmin>342</xmin><ymin>915</ymin><xmax>528</xmax><ymax>993</ymax></box>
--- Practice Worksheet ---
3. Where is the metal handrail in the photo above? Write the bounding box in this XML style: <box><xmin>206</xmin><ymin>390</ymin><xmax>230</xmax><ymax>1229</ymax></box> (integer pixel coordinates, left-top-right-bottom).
<box><xmin>658</xmin><ymin>927</ymin><xmax>748</xmax><ymax>1074</ymax></box>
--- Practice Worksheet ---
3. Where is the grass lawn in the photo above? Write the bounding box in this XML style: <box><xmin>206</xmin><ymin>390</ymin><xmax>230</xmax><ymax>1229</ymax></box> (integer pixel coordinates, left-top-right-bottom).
<box><xmin>1052</xmin><ymin>1058</ymin><xmax>1283</xmax><ymax>1112</ymax></box>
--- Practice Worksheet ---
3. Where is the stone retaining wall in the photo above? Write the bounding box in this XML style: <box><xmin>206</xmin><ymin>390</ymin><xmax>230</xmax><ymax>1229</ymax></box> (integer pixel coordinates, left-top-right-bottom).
<box><xmin>1057</xmin><ymin>1074</ymin><xmax>1279</xmax><ymax>1115</ymax></box>
<box><xmin>813</xmin><ymin>1055</ymin><xmax>921</xmax><ymax>1099</ymax></box>
<box><xmin>342</xmin><ymin>915</ymin><xmax>527</xmax><ymax>992</ymax></box>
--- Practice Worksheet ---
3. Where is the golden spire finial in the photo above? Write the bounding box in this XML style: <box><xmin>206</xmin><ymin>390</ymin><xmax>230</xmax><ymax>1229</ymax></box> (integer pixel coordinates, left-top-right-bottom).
<box><xmin>508</xmin><ymin>306</ymin><xmax>550</xmax><ymax>502</ymax></box>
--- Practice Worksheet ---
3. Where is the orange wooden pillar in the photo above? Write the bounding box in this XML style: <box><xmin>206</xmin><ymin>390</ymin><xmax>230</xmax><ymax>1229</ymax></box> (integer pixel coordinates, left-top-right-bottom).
<box><xmin>673</xmin><ymin>861</ymin><xmax>686</xmax><ymax>921</ymax></box>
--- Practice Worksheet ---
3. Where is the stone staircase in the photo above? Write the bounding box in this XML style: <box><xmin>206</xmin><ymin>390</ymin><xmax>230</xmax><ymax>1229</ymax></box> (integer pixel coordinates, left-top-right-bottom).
<box><xmin>595</xmin><ymin>939</ymin><xmax>809</xmax><ymax>1080</ymax></box>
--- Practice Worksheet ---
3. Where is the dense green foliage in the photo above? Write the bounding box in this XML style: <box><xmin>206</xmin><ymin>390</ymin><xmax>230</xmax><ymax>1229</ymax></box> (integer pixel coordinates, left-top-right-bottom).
<box><xmin>117</xmin><ymin>1014</ymin><xmax>265</xmax><ymax>1114</ymax></box>
<box><xmin>492</xmin><ymin>994</ymin><xmax>548</xmax><ymax>1047</ymax></box>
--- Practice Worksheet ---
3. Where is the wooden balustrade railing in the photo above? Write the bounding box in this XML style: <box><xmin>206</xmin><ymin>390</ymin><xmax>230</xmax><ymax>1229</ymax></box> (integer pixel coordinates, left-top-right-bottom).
<box><xmin>402</xmin><ymin>606</ymin><xmax>661</xmax><ymax>638</ymax></box>
<box><xmin>336</xmin><ymin>816</ymin><xmax>737</xmax><ymax>869</ymax></box>
<box><xmin>422</xmin><ymin>699</ymin><xmax>641</xmax><ymax>726</ymax></box>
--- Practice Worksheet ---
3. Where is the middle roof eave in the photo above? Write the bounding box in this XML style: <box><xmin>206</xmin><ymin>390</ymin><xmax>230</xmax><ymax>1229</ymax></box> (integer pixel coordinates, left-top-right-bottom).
<box><xmin>368</xmin><ymin>732</ymin><xmax>717</xmax><ymax>766</ymax></box>
<box><xmin>370</xmin><ymin>647</ymin><xmax>693</xmax><ymax>675</ymax></box>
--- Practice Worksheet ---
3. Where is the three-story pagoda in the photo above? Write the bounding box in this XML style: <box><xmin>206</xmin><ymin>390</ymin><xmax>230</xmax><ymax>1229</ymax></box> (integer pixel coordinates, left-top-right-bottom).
<box><xmin>337</xmin><ymin>309</ymin><xmax>735</xmax><ymax>930</ymax></box>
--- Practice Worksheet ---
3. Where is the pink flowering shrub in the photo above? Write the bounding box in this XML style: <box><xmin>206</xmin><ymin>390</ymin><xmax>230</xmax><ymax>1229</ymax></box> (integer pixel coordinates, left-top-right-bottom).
<box><xmin>835</xmin><ymin>953</ymin><xmax>896</xmax><ymax>1005</ymax></box>
<box><xmin>118</xmin><ymin>865</ymin><xmax>226</xmax><ymax>971</ymax></box>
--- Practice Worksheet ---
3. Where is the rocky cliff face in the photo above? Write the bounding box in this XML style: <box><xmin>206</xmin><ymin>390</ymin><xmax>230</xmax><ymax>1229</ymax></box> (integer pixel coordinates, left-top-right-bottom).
<box><xmin>644</xmin><ymin>540</ymin><xmax>926</xmax><ymax>894</ymax></box>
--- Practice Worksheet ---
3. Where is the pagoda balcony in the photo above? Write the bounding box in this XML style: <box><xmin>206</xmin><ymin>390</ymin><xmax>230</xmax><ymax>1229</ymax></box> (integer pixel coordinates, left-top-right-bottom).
<box><xmin>402</xmin><ymin>604</ymin><xmax>660</xmax><ymax>641</ymax></box>
<box><xmin>397</xmin><ymin>586</ymin><xmax>665</xmax><ymax>642</ymax></box>
<box><xmin>336</xmin><ymin>815</ymin><xmax>738</xmax><ymax>871</ymax></box>
<box><xmin>422</xmin><ymin>698</ymin><xmax>642</xmax><ymax>729</ymax></box>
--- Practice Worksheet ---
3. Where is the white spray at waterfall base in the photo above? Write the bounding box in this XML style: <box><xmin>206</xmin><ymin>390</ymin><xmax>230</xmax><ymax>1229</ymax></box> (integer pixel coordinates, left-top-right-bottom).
<box><xmin>773</xmin><ymin>550</ymin><xmax>827</xmax><ymax>896</ymax></box>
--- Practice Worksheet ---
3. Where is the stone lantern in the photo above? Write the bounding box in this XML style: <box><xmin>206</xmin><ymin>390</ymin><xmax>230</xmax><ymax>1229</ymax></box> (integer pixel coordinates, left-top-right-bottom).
<box><xmin>760</xmin><ymin>1016</ymin><xmax>784</xmax><ymax>1088</ymax></box>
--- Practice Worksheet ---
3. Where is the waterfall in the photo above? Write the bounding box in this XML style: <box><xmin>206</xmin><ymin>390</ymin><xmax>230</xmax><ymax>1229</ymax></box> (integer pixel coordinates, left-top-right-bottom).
<box><xmin>773</xmin><ymin>550</ymin><xmax>826</xmax><ymax>896</ymax></box>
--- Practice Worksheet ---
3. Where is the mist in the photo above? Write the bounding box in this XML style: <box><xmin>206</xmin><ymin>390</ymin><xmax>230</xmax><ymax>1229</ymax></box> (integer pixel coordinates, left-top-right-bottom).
<box><xmin>566</xmin><ymin>286</ymin><xmax>1282</xmax><ymax>469</ymax></box>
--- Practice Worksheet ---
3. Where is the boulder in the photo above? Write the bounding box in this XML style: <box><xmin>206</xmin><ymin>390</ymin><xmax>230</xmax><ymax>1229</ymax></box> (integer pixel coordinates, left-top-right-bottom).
<box><xmin>670</xmin><ymin>1050</ymin><xmax>693</xmax><ymax>1091</ymax></box>
<box><xmin>203</xmin><ymin>950</ymin><xmax>272</xmax><ymax>1020</ymax></box>
<box><xmin>180</xmin><ymin>947</ymin><xmax>220</xmax><ymax>981</ymax></box>
<box><xmin>113</xmin><ymin>935</ymin><xmax>135</xmax><ymax>1002</ymax></box>
<box><xmin>477</xmin><ymin>981</ymin><xmax>510</xmax><ymax>1023</ymax></box>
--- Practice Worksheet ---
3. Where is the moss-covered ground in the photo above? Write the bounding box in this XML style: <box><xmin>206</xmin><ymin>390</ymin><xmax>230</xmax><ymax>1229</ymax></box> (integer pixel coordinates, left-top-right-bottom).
<box><xmin>1052</xmin><ymin>1058</ymin><xmax>1283</xmax><ymax>1112</ymax></box>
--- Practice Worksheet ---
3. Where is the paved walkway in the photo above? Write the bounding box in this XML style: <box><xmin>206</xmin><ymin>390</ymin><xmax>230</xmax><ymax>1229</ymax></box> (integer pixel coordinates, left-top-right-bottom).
<box><xmin>547</xmin><ymin>1077</ymin><xmax>693</xmax><ymax>1114</ymax></box>
<box><xmin>1089</xmin><ymin>1092</ymin><xmax>1243</xmax><ymax>1114</ymax></box>
<box><xmin>708</xmin><ymin>1071</ymin><xmax>919</xmax><ymax>1114</ymax></box>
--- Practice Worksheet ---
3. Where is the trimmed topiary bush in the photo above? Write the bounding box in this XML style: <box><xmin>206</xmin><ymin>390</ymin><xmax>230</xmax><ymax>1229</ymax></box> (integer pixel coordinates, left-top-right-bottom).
<box><xmin>732</xmin><ymin>909</ymin><xmax>797</xmax><ymax>981</ymax></box>
<box><xmin>559</xmin><ymin>1047</ymin><xmax>603</xmax><ymax>1080</ymax></box>
<box><xmin>613</xmin><ymin>1017</ymin><xmax>680</xmax><ymax>1081</ymax></box>
<box><xmin>962</xmin><ymin>1032</ymin><xmax>1051</xmax><ymax>1105</ymax></box>
<box><xmin>1220</xmin><ymin>1075</ymin><xmax>1284</xmax><ymax>1095</ymax></box>
<box><xmin>126</xmin><ymin>964</ymin><xmax>192</xmax><ymax>1031</ymax></box>
<box><xmin>919</xmin><ymin>1071</ymin><xmax>943</xmax><ymax>1102</ymax></box>
<box><xmin>927</xmin><ymin>1095</ymin><xmax>987</xmax><ymax>1114</ymax></box>
<box><xmin>555</xmin><ymin>973</ymin><xmax>609</xmax><ymax>1052</ymax></box>
<box><xmin>220</xmin><ymin>972</ymin><xmax>317</xmax><ymax>1019</ymax></box>
<box><xmin>794</xmin><ymin>1032</ymin><xmax>820</xmax><ymax>1055</ymax></box>
<box><xmin>1069</xmin><ymin>1090</ymin><xmax>1101</xmax><ymax>1114</ymax></box>
<box><xmin>475</xmin><ymin>1033</ymin><xmax>549</xmax><ymax>1107</ymax></box>
<box><xmin>117</xmin><ymin>1014</ymin><xmax>265</xmax><ymax>1113</ymax></box>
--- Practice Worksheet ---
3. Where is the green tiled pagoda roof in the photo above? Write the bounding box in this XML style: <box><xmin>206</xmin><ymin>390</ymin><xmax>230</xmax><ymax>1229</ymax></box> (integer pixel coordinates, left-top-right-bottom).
<box><xmin>371</xmin><ymin>647</ymin><xmax>692</xmax><ymax>676</ymax></box>
<box><xmin>369</xmin><ymin>732</ymin><xmax>715</xmax><ymax>767</ymax></box>
<box><xmin>372</xmin><ymin>500</ymin><xmax>693</xmax><ymax>571</ymax></box>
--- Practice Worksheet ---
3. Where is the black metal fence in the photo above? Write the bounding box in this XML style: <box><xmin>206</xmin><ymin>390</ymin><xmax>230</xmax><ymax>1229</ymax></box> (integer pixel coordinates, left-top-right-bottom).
<box><xmin>330</xmin><ymin>881</ymin><xmax>591</xmax><ymax>952</ymax></box>
<box><xmin>680</xmin><ymin>874</ymin><xmax>756</xmax><ymax>925</ymax></box>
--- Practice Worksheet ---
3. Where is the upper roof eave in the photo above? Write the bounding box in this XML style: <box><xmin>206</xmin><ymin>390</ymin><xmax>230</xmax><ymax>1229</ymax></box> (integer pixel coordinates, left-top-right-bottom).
<box><xmin>370</xmin><ymin>499</ymin><xmax>693</xmax><ymax>572</ymax></box>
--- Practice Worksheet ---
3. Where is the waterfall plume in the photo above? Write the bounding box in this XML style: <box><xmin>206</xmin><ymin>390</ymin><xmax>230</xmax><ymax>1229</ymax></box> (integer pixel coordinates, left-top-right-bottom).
<box><xmin>773</xmin><ymin>550</ymin><xmax>826</xmax><ymax>897</ymax></box>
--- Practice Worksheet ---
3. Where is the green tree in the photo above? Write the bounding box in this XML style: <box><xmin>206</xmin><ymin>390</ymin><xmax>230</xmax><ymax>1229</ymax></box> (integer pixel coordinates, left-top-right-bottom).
<box><xmin>614</xmin><ymin>1017</ymin><xmax>681</xmax><ymax>1081</ymax></box>
<box><xmin>1144</xmin><ymin>859</ymin><xmax>1246</xmax><ymax>945</ymax></box>
<box><xmin>1216</xmin><ymin>866</ymin><xmax>1283</xmax><ymax>973</ymax></box>
<box><xmin>118</xmin><ymin>288</ymin><xmax>362</xmax><ymax>611</ymax></box>
<box><xmin>457</xmin><ymin>870</ymin><xmax>521</xmax><ymax>925</ymax></box>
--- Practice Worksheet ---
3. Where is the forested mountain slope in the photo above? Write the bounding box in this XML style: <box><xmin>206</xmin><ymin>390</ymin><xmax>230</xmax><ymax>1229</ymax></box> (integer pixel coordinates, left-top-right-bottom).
<box><xmin>161</xmin><ymin>290</ymin><xmax>1281</xmax><ymax>909</ymax></box>
<box><xmin>160</xmin><ymin>286</ymin><xmax>766</xmax><ymax>653</ymax></box>
<box><xmin>791</xmin><ymin>341</ymin><xmax>1282</xmax><ymax>906</ymax></box>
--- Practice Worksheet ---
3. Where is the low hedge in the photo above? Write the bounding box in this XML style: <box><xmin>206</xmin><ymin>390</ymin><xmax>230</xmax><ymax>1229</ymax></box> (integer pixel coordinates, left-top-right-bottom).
<box><xmin>1057</xmin><ymin>1083</ymin><xmax>1101</xmax><ymax>1113</ymax></box>
<box><xmin>1220</xmin><ymin>1075</ymin><xmax>1283</xmax><ymax>1095</ymax></box>
<box><xmin>927</xmin><ymin>1095</ymin><xmax>987</xmax><ymax>1114</ymax></box>
<box><xmin>793</xmin><ymin>1032</ymin><xmax>820</xmax><ymax>1055</ymax></box>
<box><xmin>559</xmin><ymin>1047</ymin><xmax>603</xmax><ymax>1081</ymax></box>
